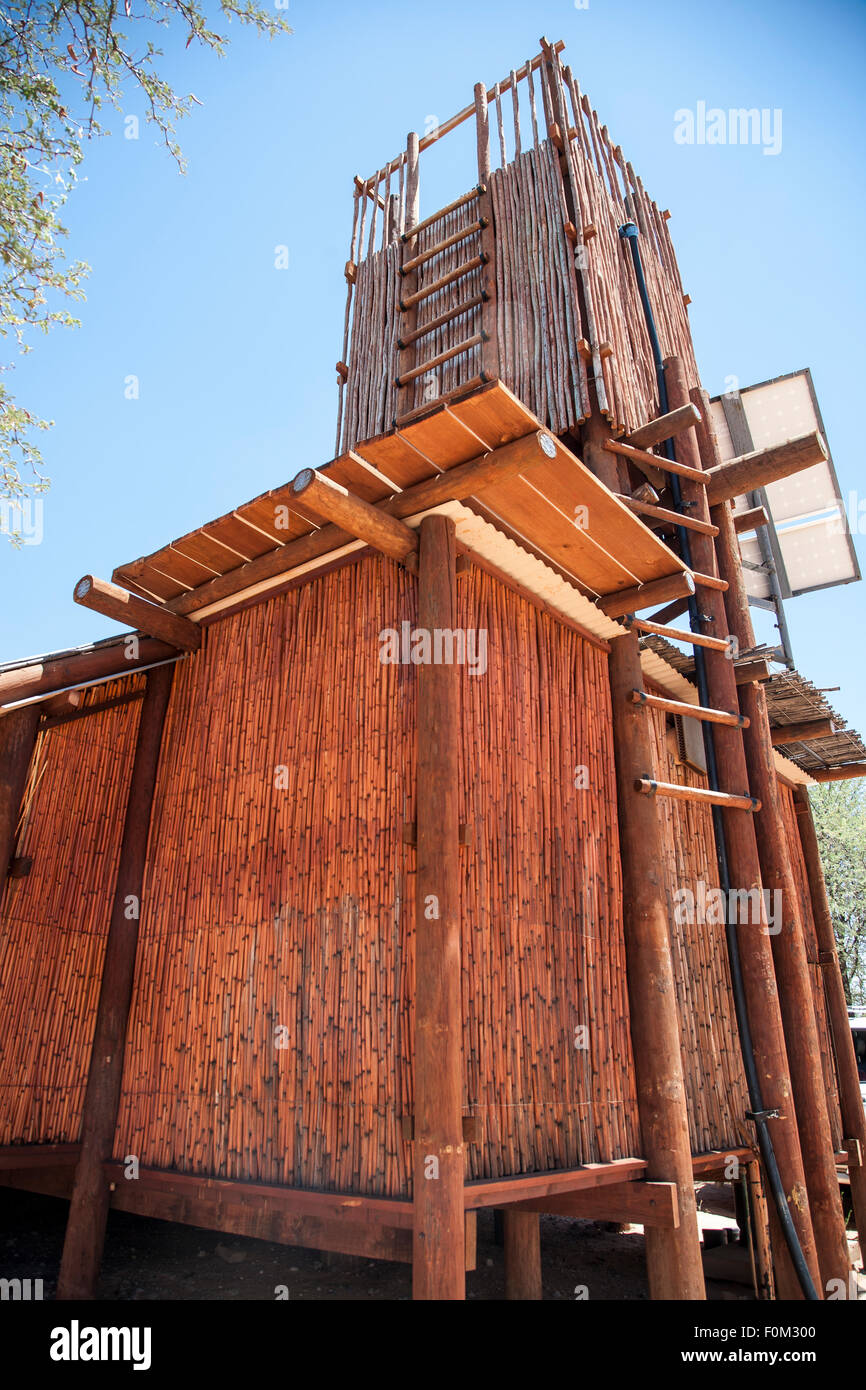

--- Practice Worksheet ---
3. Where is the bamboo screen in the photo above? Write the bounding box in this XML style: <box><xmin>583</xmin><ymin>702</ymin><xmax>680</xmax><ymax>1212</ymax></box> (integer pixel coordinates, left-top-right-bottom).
<box><xmin>0</xmin><ymin>679</ymin><xmax>142</xmax><ymax>1145</ymax></box>
<box><xmin>113</xmin><ymin>556</ymin><xmax>643</xmax><ymax>1194</ymax></box>
<box><xmin>777</xmin><ymin>781</ymin><xmax>843</xmax><ymax>1152</ymax></box>
<box><xmin>647</xmin><ymin>704</ymin><xmax>754</xmax><ymax>1154</ymax></box>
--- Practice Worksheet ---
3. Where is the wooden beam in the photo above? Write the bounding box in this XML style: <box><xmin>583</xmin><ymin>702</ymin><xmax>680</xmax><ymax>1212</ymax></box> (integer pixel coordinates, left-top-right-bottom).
<box><xmin>291</xmin><ymin>469</ymin><xmax>419</xmax><ymax>570</ymax></box>
<box><xmin>509</xmin><ymin>1180</ymin><xmax>679</xmax><ymax>1229</ymax></box>
<box><xmin>623</xmin><ymin>615</ymin><xmax>732</xmax><ymax>654</ymax></box>
<box><xmin>581</xmin><ymin>411</ymin><xmax>622</xmax><ymax>494</ymax></box>
<box><xmin>770</xmin><ymin>720</ymin><xmax>835</xmax><ymax>746</ymax></box>
<box><xmin>503</xmin><ymin>1211</ymin><xmax>542</xmax><ymax>1300</ymax></box>
<box><xmin>41</xmin><ymin>689</ymin><xmax>144</xmax><ymax>731</ymax></box>
<box><xmin>73</xmin><ymin>575</ymin><xmax>201</xmax><ymax>652</ymax></box>
<box><xmin>0</xmin><ymin>638</ymin><xmax>179</xmax><ymax>707</ymax></box>
<box><xmin>57</xmin><ymin>665</ymin><xmax>174</xmax><ymax>1300</ymax></box>
<box><xmin>733</xmin><ymin>505</ymin><xmax>771</xmax><ymax>534</ymax></box>
<box><xmin>704</xmin><ymin>431</ymin><xmax>828</xmax><ymax>507</ymax></box>
<box><xmin>0</xmin><ymin>705</ymin><xmax>39</xmax><ymax>887</ymax></box>
<box><xmin>598</xmin><ymin>571</ymin><xmax>695</xmax><ymax>619</ymax></box>
<box><xmin>625</xmin><ymin>403</ymin><xmax>702</xmax><ymax>451</ymax></box>
<box><xmin>734</xmin><ymin>659</ymin><xmax>772</xmax><ymax>685</ymax></box>
<box><xmin>809</xmin><ymin>763</ymin><xmax>866</xmax><ymax>783</ymax></box>
<box><xmin>794</xmin><ymin>786</ymin><xmax>866</xmax><ymax>1245</ymax></box>
<box><xmin>0</xmin><ymin>1143</ymin><xmax>80</xmax><ymax>1170</ymax></box>
<box><xmin>41</xmin><ymin>690</ymin><xmax>82</xmax><ymax>718</ymax></box>
<box><xmin>413</xmin><ymin>514</ymin><xmax>464</xmax><ymax>1300</ymax></box>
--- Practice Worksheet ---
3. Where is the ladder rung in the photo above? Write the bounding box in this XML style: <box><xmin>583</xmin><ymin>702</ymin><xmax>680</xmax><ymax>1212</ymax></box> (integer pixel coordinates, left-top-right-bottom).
<box><xmin>623</xmin><ymin>615</ymin><xmax>733</xmax><ymax>654</ymax></box>
<box><xmin>616</xmin><ymin>495</ymin><xmax>718</xmax><ymax>537</ymax></box>
<box><xmin>402</xmin><ymin>186</ymin><xmax>485</xmax><ymax>243</ymax></box>
<box><xmin>636</xmin><ymin>777</ymin><xmax>760</xmax><ymax>813</ymax></box>
<box><xmin>400</xmin><ymin>255</ymin><xmax>487</xmax><ymax>311</ymax></box>
<box><xmin>393</xmin><ymin>373</ymin><xmax>489</xmax><ymax>427</ymax></box>
<box><xmin>631</xmin><ymin>689</ymin><xmax>748</xmax><ymax>728</ymax></box>
<box><xmin>401</xmin><ymin>219</ymin><xmax>487</xmax><ymax>274</ymax></box>
<box><xmin>604</xmin><ymin>437</ymin><xmax>707</xmax><ymax>485</ymax></box>
<box><xmin>398</xmin><ymin>293</ymin><xmax>486</xmax><ymax>349</ymax></box>
<box><xmin>395</xmin><ymin>333</ymin><xmax>486</xmax><ymax>387</ymax></box>
<box><xmin>691</xmin><ymin>570</ymin><xmax>728</xmax><ymax>592</ymax></box>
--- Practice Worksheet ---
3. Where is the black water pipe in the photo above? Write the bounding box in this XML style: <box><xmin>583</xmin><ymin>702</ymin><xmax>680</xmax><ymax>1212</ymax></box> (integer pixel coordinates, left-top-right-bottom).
<box><xmin>618</xmin><ymin>220</ymin><xmax>818</xmax><ymax>1301</ymax></box>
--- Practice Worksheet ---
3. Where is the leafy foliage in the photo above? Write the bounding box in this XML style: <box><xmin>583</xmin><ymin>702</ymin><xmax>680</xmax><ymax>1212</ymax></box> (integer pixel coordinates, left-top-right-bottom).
<box><xmin>811</xmin><ymin>781</ymin><xmax>866</xmax><ymax>1007</ymax></box>
<box><xmin>0</xmin><ymin>1</ymin><xmax>290</xmax><ymax>534</ymax></box>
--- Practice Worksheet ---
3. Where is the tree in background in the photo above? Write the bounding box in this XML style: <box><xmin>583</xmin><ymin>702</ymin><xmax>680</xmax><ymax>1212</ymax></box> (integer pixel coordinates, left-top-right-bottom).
<box><xmin>811</xmin><ymin>781</ymin><xmax>866</xmax><ymax>1008</ymax></box>
<box><xmin>0</xmin><ymin>1</ymin><xmax>290</xmax><ymax>538</ymax></box>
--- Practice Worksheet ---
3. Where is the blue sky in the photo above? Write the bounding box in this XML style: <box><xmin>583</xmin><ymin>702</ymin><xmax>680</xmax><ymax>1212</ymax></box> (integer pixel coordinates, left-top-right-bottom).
<box><xmin>2</xmin><ymin>0</ymin><xmax>864</xmax><ymax>731</ymax></box>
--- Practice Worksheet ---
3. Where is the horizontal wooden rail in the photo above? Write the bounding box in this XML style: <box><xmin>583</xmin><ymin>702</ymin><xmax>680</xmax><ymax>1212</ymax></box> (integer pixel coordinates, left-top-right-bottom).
<box><xmin>770</xmin><ymin>719</ymin><xmax>835</xmax><ymax>746</ymax></box>
<box><xmin>399</xmin><ymin>255</ymin><xmax>487</xmax><ymax>311</ymax></box>
<box><xmin>401</xmin><ymin>219</ymin><xmax>487</xmax><ymax>273</ymax></box>
<box><xmin>623</xmin><ymin>615</ymin><xmax>733</xmax><ymax>653</ymax></box>
<box><xmin>398</xmin><ymin>293</ymin><xmax>486</xmax><ymax>349</ymax></box>
<box><xmin>401</xmin><ymin>186</ymin><xmax>485</xmax><ymax>242</ymax></box>
<box><xmin>604</xmin><ymin>437</ymin><xmax>707</xmax><ymax>484</ymax></box>
<box><xmin>636</xmin><ymin>777</ymin><xmax>760</xmax><ymax>812</ymax></box>
<box><xmin>631</xmin><ymin>688</ymin><xmax>748</xmax><ymax>728</ymax></box>
<box><xmin>617</xmin><ymin>494</ymin><xmax>718</xmax><ymax>537</ymax></box>
<box><xmin>508</xmin><ymin>1181</ymin><xmax>679</xmax><ymax>1229</ymax></box>
<box><xmin>463</xmin><ymin>1157</ymin><xmax>646</xmax><ymax>1210</ymax></box>
<box><xmin>625</xmin><ymin>403</ymin><xmax>701</xmax><ymax>451</ymax></box>
<box><xmin>395</xmin><ymin>332</ymin><xmax>485</xmax><ymax>387</ymax></box>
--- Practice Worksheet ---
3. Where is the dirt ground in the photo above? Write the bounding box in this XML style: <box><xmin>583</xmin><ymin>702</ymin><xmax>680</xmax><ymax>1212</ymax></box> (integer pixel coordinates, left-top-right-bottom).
<box><xmin>0</xmin><ymin>1185</ymin><xmax>764</xmax><ymax>1301</ymax></box>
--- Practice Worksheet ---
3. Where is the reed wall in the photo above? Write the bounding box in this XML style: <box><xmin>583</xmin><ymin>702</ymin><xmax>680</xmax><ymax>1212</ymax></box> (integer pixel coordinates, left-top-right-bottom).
<box><xmin>0</xmin><ymin>679</ymin><xmax>142</xmax><ymax>1144</ymax></box>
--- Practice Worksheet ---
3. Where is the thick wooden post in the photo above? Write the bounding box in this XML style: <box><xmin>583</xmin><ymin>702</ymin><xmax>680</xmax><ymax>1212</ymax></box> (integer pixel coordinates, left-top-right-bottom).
<box><xmin>503</xmin><ymin>1210</ymin><xmax>542</xmax><ymax>1300</ymax></box>
<box><xmin>412</xmin><ymin>514</ymin><xmax>465</xmax><ymax>1300</ymax></box>
<box><xmin>608</xmin><ymin>631</ymin><xmax>706</xmax><ymax>1300</ymax></box>
<box><xmin>700</xmin><ymin>392</ymin><xmax>850</xmax><ymax>1291</ymax></box>
<box><xmin>664</xmin><ymin>359</ymin><xmax>819</xmax><ymax>1298</ymax></box>
<box><xmin>0</xmin><ymin>706</ymin><xmax>40</xmax><ymax>890</ymax></box>
<box><xmin>57</xmin><ymin>664</ymin><xmax>174</xmax><ymax>1299</ymax></box>
<box><xmin>793</xmin><ymin>783</ymin><xmax>866</xmax><ymax>1247</ymax></box>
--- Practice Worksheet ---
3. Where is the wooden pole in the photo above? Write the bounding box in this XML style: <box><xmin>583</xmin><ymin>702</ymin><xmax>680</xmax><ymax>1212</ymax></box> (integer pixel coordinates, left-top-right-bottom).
<box><xmin>0</xmin><ymin>638</ymin><xmax>179</xmax><ymax>706</ymax></box>
<box><xmin>503</xmin><ymin>1210</ymin><xmax>542</xmax><ymax>1300</ymax></box>
<box><xmin>397</xmin><ymin>132</ymin><xmax>421</xmax><ymax>422</ymax></box>
<box><xmin>57</xmin><ymin>664</ymin><xmax>174</xmax><ymax>1299</ymax></box>
<box><xmin>413</xmin><ymin>514</ymin><xmax>465</xmax><ymax>1300</ymax></box>
<box><xmin>291</xmin><ymin>469</ymin><xmax>419</xmax><ymax>569</ymax></box>
<box><xmin>473</xmin><ymin>82</ymin><xmax>499</xmax><ymax>383</ymax></box>
<box><xmin>667</xmin><ymin>366</ymin><xmax>819</xmax><ymax>1298</ymax></box>
<box><xmin>608</xmin><ymin>630</ymin><xmax>706</xmax><ymax>1300</ymax></box>
<box><xmin>625</xmin><ymin>402</ymin><xmax>702</xmax><ymax>450</ymax></box>
<box><xmin>581</xmin><ymin>410</ymin><xmax>621</xmax><ymax>494</ymax></box>
<box><xmin>598</xmin><ymin>570</ymin><xmax>695</xmax><ymax>619</ymax></box>
<box><xmin>704</xmin><ymin>431</ymin><xmax>828</xmax><ymax>506</ymax></box>
<box><xmin>793</xmin><ymin>784</ymin><xmax>866</xmax><ymax>1247</ymax></box>
<box><xmin>0</xmin><ymin>706</ymin><xmax>40</xmax><ymax>888</ymax></box>
<box><xmin>73</xmin><ymin>576</ymin><xmax>201</xmax><ymax>651</ymax></box>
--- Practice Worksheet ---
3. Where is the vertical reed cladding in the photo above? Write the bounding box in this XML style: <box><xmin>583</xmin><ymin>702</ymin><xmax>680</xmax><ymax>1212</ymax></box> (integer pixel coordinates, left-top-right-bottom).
<box><xmin>645</xmin><ymin>698</ymin><xmax>753</xmax><ymax>1154</ymax></box>
<box><xmin>458</xmin><ymin>565</ymin><xmax>641</xmax><ymax>1176</ymax></box>
<box><xmin>0</xmin><ymin>679</ymin><xmax>143</xmax><ymax>1145</ymax></box>
<box><xmin>777</xmin><ymin>779</ymin><xmax>844</xmax><ymax>1153</ymax></box>
<box><xmin>115</xmin><ymin>556</ymin><xmax>418</xmax><ymax>1196</ymax></box>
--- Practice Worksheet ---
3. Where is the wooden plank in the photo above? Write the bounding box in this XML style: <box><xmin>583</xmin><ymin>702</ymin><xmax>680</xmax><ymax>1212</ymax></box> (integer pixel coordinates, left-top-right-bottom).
<box><xmin>509</xmin><ymin>1180</ymin><xmax>679</xmax><ymax>1229</ymax></box>
<box><xmin>464</xmin><ymin>1157</ymin><xmax>647</xmax><ymax>1209</ymax></box>
<box><xmin>0</xmin><ymin>1143</ymin><xmax>81</xmax><ymax>1170</ymax></box>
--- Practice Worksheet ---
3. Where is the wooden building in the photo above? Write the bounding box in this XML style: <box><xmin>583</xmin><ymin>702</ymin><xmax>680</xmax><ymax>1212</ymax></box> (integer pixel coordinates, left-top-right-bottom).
<box><xmin>1</xmin><ymin>38</ymin><xmax>865</xmax><ymax>1301</ymax></box>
